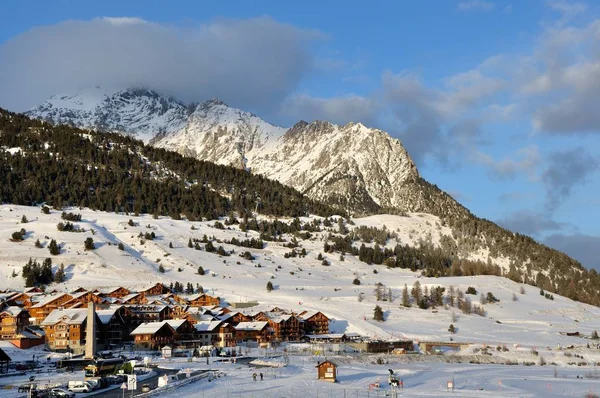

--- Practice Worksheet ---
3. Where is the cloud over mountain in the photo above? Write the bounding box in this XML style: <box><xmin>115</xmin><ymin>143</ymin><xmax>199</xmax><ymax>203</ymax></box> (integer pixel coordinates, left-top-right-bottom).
<box><xmin>0</xmin><ymin>17</ymin><xmax>321</xmax><ymax>113</ymax></box>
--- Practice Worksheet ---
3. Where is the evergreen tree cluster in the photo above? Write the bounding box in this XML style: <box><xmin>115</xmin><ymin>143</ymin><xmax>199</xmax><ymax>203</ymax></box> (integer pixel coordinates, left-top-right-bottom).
<box><xmin>22</xmin><ymin>257</ymin><xmax>53</xmax><ymax>287</ymax></box>
<box><xmin>0</xmin><ymin>109</ymin><xmax>337</xmax><ymax>221</ymax></box>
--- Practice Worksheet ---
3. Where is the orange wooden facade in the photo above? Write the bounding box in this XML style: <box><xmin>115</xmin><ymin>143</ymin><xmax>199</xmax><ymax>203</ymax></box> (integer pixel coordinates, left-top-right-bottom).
<box><xmin>29</xmin><ymin>294</ymin><xmax>74</xmax><ymax>324</ymax></box>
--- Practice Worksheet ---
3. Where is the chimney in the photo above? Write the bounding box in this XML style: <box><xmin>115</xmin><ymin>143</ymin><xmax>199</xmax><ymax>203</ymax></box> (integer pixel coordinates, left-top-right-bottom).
<box><xmin>84</xmin><ymin>302</ymin><xmax>96</xmax><ymax>359</ymax></box>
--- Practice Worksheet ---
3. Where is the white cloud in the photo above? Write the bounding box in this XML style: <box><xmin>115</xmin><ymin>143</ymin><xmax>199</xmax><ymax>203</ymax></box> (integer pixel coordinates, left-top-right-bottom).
<box><xmin>0</xmin><ymin>17</ymin><xmax>322</xmax><ymax>112</ymax></box>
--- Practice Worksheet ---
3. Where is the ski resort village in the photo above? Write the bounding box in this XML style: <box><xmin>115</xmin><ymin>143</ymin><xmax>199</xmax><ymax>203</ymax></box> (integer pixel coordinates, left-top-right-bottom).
<box><xmin>0</xmin><ymin>204</ymin><xmax>600</xmax><ymax>397</ymax></box>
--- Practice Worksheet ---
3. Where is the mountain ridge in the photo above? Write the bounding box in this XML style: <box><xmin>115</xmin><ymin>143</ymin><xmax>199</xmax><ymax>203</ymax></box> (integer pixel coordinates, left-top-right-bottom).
<box><xmin>26</xmin><ymin>87</ymin><xmax>429</xmax><ymax>217</ymax></box>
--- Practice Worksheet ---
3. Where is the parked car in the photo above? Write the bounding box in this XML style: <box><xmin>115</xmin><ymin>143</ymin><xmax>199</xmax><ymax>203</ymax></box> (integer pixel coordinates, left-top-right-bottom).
<box><xmin>48</xmin><ymin>388</ymin><xmax>75</xmax><ymax>398</ymax></box>
<box><xmin>67</xmin><ymin>381</ymin><xmax>91</xmax><ymax>393</ymax></box>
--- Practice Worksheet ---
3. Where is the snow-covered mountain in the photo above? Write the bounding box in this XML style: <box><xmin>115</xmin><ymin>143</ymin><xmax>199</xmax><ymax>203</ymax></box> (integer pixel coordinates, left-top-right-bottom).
<box><xmin>27</xmin><ymin>88</ymin><xmax>426</xmax><ymax>215</ymax></box>
<box><xmin>26</xmin><ymin>87</ymin><xmax>189</xmax><ymax>143</ymax></box>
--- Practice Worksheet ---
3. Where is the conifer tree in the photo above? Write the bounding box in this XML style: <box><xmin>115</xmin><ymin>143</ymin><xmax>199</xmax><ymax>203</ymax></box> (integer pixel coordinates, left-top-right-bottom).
<box><xmin>373</xmin><ymin>305</ymin><xmax>384</xmax><ymax>321</ymax></box>
<box><xmin>402</xmin><ymin>284</ymin><xmax>410</xmax><ymax>307</ymax></box>
<box><xmin>48</xmin><ymin>239</ymin><xmax>59</xmax><ymax>255</ymax></box>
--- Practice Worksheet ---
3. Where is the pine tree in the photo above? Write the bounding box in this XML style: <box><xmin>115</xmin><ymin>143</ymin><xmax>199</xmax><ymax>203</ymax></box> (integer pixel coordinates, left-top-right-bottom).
<box><xmin>21</xmin><ymin>215</ymin><xmax>28</xmax><ymax>223</ymax></box>
<box><xmin>198</xmin><ymin>266</ymin><xmax>205</xmax><ymax>276</ymax></box>
<box><xmin>373</xmin><ymin>305</ymin><xmax>384</xmax><ymax>322</ymax></box>
<box><xmin>35</xmin><ymin>239</ymin><xmax>42</xmax><ymax>248</ymax></box>
<box><xmin>188</xmin><ymin>238</ymin><xmax>193</xmax><ymax>248</ymax></box>
<box><xmin>266</xmin><ymin>281</ymin><xmax>274</xmax><ymax>292</ymax></box>
<box><xmin>169</xmin><ymin>242</ymin><xmax>173</xmax><ymax>249</ymax></box>
<box><xmin>158</xmin><ymin>264</ymin><xmax>165</xmax><ymax>273</ymax></box>
<box><xmin>48</xmin><ymin>239</ymin><xmax>59</xmax><ymax>255</ymax></box>
<box><xmin>84</xmin><ymin>237</ymin><xmax>95</xmax><ymax>250</ymax></box>
<box><xmin>592</xmin><ymin>330</ymin><xmax>599</xmax><ymax>340</ymax></box>
<box><xmin>411</xmin><ymin>281</ymin><xmax>422</xmax><ymax>304</ymax></box>
<box><xmin>54</xmin><ymin>263</ymin><xmax>66</xmax><ymax>283</ymax></box>
<box><xmin>448</xmin><ymin>324</ymin><xmax>456</xmax><ymax>334</ymax></box>
<box><xmin>402</xmin><ymin>284</ymin><xmax>410</xmax><ymax>307</ymax></box>
<box><xmin>118</xmin><ymin>242</ymin><xmax>125</xmax><ymax>250</ymax></box>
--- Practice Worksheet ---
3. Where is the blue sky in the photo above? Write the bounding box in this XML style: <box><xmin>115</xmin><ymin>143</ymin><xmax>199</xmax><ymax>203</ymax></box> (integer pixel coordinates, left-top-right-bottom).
<box><xmin>1</xmin><ymin>0</ymin><xmax>599</xmax><ymax>269</ymax></box>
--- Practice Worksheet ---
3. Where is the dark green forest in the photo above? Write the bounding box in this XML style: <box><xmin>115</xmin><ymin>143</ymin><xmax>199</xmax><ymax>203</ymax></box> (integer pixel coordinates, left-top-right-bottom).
<box><xmin>0</xmin><ymin>109</ymin><xmax>338</xmax><ymax>220</ymax></box>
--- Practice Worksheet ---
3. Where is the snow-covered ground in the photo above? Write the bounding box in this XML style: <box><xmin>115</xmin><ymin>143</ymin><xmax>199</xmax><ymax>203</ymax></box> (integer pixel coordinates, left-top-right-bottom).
<box><xmin>1</xmin><ymin>204</ymin><xmax>600</xmax><ymax>348</ymax></box>
<box><xmin>3</xmin><ymin>204</ymin><xmax>600</xmax><ymax>396</ymax></box>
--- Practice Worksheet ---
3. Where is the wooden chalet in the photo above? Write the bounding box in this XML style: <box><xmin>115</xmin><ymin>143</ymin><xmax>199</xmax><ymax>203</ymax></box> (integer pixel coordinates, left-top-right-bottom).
<box><xmin>99</xmin><ymin>286</ymin><xmax>131</xmax><ymax>299</ymax></box>
<box><xmin>28</xmin><ymin>293</ymin><xmax>74</xmax><ymax>325</ymax></box>
<box><xmin>0</xmin><ymin>307</ymin><xmax>30</xmax><ymax>340</ymax></box>
<box><xmin>131</xmin><ymin>321</ymin><xmax>176</xmax><ymax>349</ymax></box>
<box><xmin>97</xmin><ymin>306</ymin><xmax>130</xmax><ymax>346</ymax></box>
<box><xmin>193</xmin><ymin>321</ymin><xmax>235</xmax><ymax>348</ymax></box>
<box><xmin>299</xmin><ymin>311</ymin><xmax>330</xmax><ymax>335</ymax></box>
<box><xmin>187</xmin><ymin>293</ymin><xmax>220</xmax><ymax>307</ymax></box>
<box><xmin>165</xmin><ymin>319</ymin><xmax>195</xmax><ymax>341</ymax></box>
<box><xmin>63</xmin><ymin>291</ymin><xmax>105</xmax><ymax>308</ymax></box>
<box><xmin>254</xmin><ymin>312</ymin><xmax>302</xmax><ymax>341</ymax></box>
<box><xmin>316</xmin><ymin>360</ymin><xmax>337</xmax><ymax>382</ymax></box>
<box><xmin>219</xmin><ymin>311</ymin><xmax>252</xmax><ymax>325</ymax></box>
<box><xmin>119</xmin><ymin>292</ymin><xmax>147</xmax><ymax>305</ymax></box>
<box><xmin>127</xmin><ymin>305</ymin><xmax>172</xmax><ymax>328</ymax></box>
<box><xmin>141</xmin><ymin>283</ymin><xmax>169</xmax><ymax>296</ymax></box>
<box><xmin>41</xmin><ymin>308</ymin><xmax>101</xmax><ymax>354</ymax></box>
<box><xmin>234</xmin><ymin>321</ymin><xmax>271</xmax><ymax>344</ymax></box>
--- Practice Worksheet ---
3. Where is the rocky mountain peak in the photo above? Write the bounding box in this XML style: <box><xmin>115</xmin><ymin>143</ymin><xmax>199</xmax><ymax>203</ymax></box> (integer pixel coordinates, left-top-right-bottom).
<box><xmin>26</xmin><ymin>87</ymin><xmax>421</xmax><ymax>215</ymax></box>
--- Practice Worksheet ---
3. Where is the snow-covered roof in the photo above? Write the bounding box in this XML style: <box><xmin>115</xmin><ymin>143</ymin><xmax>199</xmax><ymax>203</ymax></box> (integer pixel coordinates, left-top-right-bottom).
<box><xmin>119</xmin><ymin>293</ymin><xmax>142</xmax><ymax>303</ymax></box>
<box><xmin>234</xmin><ymin>321</ymin><xmax>268</xmax><ymax>331</ymax></box>
<box><xmin>31</xmin><ymin>293</ymin><xmax>70</xmax><ymax>308</ymax></box>
<box><xmin>41</xmin><ymin>309</ymin><xmax>88</xmax><ymax>326</ymax></box>
<box><xmin>96</xmin><ymin>307</ymin><xmax>122</xmax><ymax>325</ymax></box>
<box><xmin>0</xmin><ymin>306</ymin><xmax>25</xmax><ymax>317</ymax></box>
<box><xmin>165</xmin><ymin>319</ymin><xmax>187</xmax><ymax>330</ymax></box>
<box><xmin>130</xmin><ymin>321</ymin><xmax>175</xmax><ymax>335</ymax></box>
<box><xmin>194</xmin><ymin>321</ymin><xmax>223</xmax><ymax>333</ymax></box>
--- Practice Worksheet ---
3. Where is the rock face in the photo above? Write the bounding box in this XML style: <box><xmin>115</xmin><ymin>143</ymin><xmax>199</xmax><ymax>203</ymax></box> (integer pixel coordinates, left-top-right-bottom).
<box><xmin>27</xmin><ymin>88</ymin><xmax>433</xmax><ymax>215</ymax></box>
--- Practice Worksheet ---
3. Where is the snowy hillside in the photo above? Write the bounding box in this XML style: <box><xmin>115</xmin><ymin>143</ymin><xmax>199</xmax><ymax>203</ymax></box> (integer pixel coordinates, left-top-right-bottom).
<box><xmin>2</xmin><ymin>204</ymin><xmax>599</xmax><ymax>351</ymax></box>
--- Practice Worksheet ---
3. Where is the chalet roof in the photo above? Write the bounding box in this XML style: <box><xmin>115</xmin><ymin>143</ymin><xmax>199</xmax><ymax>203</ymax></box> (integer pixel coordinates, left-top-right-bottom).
<box><xmin>41</xmin><ymin>309</ymin><xmax>88</xmax><ymax>326</ymax></box>
<box><xmin>298</xmin><ymin>311</ymin><xmax>328</xmax><ymax>321</ymax></box>
<box><xmin>119</xmin><ymin>293</ymin><xmax>142</xmax><ymax>303</ymax></box>
<box><xmin>187</xmin><ymin>314</ymin><xmax>216</xmax><ymax>323</ymax></box>
<box><xmin>0</xmin><ymin>306</ymin><xmax>26</xmax><ymax>317</ymax></box>
<box><xmin>140</xmin><ymin>282</ymin><xmax>166</xmax><ymax>292</ymax></box>
<box><xmin>264</xmin><ymin>313</ymin><xmax>294</xmax><ymax>323</ymax></box>
<box><xmin>164</xmin><ymin>319</ymin><xmax>187</xmax><ymax>331</ymax></box>
<box><xmin>0</xmin><ymin>347</ymin><xmax>11</xmax><ymax>362</ymax></box>
<box><xmin>194</xmin><ymin>321</ymin><xmax>223</xmax><ymax>333</ymax></box>
<box><xmin>31</xmin><ymin>293</ymin><xmax>71</xmax><ymax>308</ymax></box>
<box><xmin>99</xmin><ymin>286</ymin><xmax>128</xmax><ymax>294</ymax></box>
<box><xmin>96</xmin><ymin>307</ymin><xmax>121</xmax><ymax>325</ymax></box>
<box><xmin>315</xmin><ymin>360</ymin><xmax>337</xmax><ymax>368</ymax></box>
<box><xmin>234</xmin><ymin>321</ymin><xmax>268</xmax><ymax>332</ymax></box>
<box><xmin>130</xmin><ymin>321</ymin><xmax>175</xmax><ymax>336</ymax></box>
